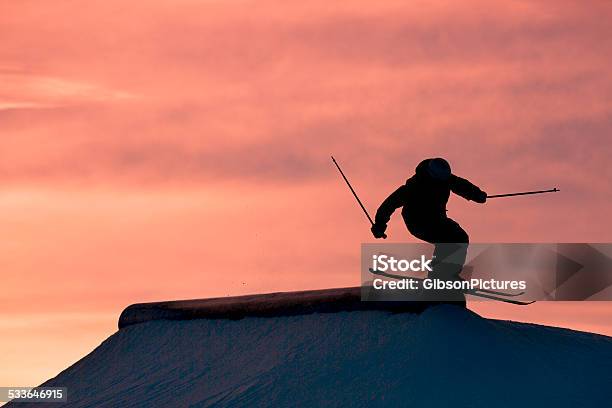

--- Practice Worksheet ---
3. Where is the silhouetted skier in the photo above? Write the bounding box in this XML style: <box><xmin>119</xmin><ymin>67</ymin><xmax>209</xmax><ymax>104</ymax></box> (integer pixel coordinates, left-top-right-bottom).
<box><xmin>371</xmin><ymin>158</ymin><xmax>487</xmax><ymax>299</ymax></box>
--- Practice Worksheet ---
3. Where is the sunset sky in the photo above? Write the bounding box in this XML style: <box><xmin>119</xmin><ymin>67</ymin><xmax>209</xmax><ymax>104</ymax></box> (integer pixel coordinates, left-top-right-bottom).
<box><xmin>1</xmin><ymin>0</ymin><xmax>612</xmax><ymax>387</ymax></box>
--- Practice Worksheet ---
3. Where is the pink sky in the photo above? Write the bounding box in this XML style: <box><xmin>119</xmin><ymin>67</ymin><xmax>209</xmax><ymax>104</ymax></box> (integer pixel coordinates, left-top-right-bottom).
<box><xmin>1</xmin><ymin>0</ymin><xmax>612</xmax><ymax>387</ymax></box>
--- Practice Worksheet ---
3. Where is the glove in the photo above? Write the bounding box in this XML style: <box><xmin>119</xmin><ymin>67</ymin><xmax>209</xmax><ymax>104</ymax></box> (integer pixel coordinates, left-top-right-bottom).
<box><xmin>473</xmin><ymin>190</ymin><xmax>487</xmax><ymax>204</ymax></box>
<box><xmin>371</xmin><ymin>223</ymin><xmax>387</xmax><ymax>239</ymax></box>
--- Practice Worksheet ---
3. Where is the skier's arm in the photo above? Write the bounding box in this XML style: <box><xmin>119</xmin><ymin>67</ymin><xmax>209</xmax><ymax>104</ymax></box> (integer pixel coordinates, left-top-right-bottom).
<box><xmin>371</xmin><ymin>186</ymin><xmax>407</xmax><ymax>238</ymax></box>
<box><xmin>450</xmin><ymin>175</ymin><xmax>487</xmax><ymax>203</ymax></box>
<box><xmin>375</xmin><ymin>186</ymin><xmax>407</xmax><ymax>224</ymax></box>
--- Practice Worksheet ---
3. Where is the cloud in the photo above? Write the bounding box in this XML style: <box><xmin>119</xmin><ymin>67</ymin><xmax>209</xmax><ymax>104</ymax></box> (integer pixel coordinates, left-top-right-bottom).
<box><xmin>0</xmin><ymin>0</ymin><xmax>610</xmax><ymax>192</ymax></box>
<box><xmin>0</xmin><ymin>72</ymin><xmax>135</xmax><ymax>111</ymax></box>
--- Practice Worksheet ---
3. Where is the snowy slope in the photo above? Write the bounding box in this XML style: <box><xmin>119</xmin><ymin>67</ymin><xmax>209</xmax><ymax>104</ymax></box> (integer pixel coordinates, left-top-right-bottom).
<box><xmin>8</xmin><ymin>306</ymin><xmax>612</xmax><ymax>407</ymax></box>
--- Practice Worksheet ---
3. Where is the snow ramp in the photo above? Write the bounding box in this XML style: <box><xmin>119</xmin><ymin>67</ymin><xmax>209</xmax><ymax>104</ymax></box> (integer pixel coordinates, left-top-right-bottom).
<box><xmin>8</xmin><ymin>288</ymin><xmax>612</xmax><ymax>407</ymax></box>
<box><xmin>117</xmin><ymin>286</ymin><xmax>429</xmax><ymax>329</ymax></box>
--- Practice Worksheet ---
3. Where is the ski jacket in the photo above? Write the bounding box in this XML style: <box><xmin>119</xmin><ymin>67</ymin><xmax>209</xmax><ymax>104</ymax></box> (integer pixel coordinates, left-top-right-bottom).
<box><xmin>374</xmin><ymin>159</ymin><xmax>485</xmax><ymax>226</ymax></box>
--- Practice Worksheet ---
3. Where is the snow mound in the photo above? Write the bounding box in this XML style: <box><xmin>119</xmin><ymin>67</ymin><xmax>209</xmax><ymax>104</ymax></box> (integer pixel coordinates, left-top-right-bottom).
<box><xmin>8</xmin><ymin>306</ymin><xmax>612</xmax><ymax>407</ymax></box>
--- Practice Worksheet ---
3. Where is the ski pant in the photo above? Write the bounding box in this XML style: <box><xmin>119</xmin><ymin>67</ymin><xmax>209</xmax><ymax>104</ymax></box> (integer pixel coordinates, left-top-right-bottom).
<box><xmin>406</xmin><ymin>217</ymin><xmax>469</xmax><ymax>280</ymax></box>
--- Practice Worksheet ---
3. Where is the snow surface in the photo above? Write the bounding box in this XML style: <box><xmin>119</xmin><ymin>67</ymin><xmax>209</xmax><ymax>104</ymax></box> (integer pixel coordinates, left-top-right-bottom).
<box><xmin>8</xmin><ymin>306</ymin><xmax>612</xmax><ymax>407</ymax></box>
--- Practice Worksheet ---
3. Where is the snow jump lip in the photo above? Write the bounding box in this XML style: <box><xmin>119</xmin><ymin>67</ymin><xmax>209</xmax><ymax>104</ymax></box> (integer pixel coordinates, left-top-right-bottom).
<box><xmin>118</xmin><ymin>286</ymin><xmax>430</xmax><ymax>329</ymax></box>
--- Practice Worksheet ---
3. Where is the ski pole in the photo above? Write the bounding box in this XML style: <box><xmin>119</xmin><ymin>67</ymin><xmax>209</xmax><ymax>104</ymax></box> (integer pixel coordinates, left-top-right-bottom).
<box><xmin>487</xmin><ymin>188</ymin><xmax>559</xmax><ymax>199</ymax></box>
<box><xmin>331</xmin><ymin>156</ymin><xmax>386</xmax><ymax>238</ymax></box>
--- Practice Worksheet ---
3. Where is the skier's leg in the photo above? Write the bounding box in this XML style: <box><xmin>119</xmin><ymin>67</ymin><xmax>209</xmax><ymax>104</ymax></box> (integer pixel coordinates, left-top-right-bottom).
<box><xmin>423</xmin><ymin>219</ymin><xmax>467</xmax><ymax>304</ymax></box>
<box><xmin>432</xmin><ymin>218</ymin><xmax>469</xmax><ymax>280</ymax></box>
<box><xmin>407</xmin><ymin>218</ymin><xmax>469</xmax><ymax>304</ymax></box>
<box><xmin>431</xmin><ymin>218</ymin><xmax>469</xmax><ymax>280</ymax></box>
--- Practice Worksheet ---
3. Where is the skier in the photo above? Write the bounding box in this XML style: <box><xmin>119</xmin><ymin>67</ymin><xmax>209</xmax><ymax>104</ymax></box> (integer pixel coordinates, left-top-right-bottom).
<box><xmin>370</xmin><ymin>158</ymin><xmax>487</xmax><ymax>301</ymax></box>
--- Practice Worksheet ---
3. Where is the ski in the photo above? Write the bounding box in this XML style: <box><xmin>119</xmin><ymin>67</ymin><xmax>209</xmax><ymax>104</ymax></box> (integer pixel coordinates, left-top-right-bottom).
<box><xmin>368</xmin><ymin>268</ymin><xmax>534</xmax><ymax>305</ymax></box>
<box><xmin>463</xmin><ymin>290</ymin><xmax>535</xmax><ymax>305</ymax></box>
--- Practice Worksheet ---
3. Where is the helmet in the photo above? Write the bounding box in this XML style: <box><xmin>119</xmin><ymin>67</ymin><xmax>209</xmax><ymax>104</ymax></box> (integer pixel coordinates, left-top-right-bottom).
<box><xmin>426</xmin><ymin>158</ymin><xmax>451</xmax><ymax>181</ymax></box>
